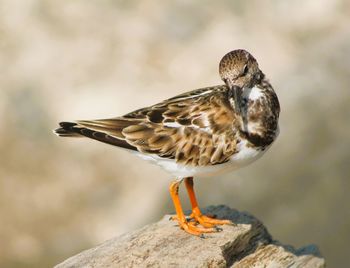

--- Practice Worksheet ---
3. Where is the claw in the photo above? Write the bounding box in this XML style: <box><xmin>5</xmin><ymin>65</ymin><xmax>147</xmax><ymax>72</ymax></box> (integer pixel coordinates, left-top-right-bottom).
<box><xmin>214</xmin><ymin>226</ymin><xmax>223</xmax><ymax>232</ymax></box>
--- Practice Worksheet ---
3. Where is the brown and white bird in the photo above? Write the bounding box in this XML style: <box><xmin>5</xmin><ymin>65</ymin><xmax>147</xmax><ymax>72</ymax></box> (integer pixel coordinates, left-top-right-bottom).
<box><xmin>55</xmin><ymin>49</ymin><xmax>280</xmax><ymax>236</ymax></box>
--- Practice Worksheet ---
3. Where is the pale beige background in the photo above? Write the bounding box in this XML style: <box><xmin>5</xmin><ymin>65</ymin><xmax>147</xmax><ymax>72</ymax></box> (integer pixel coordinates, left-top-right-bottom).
<box><xmin>0</xmin><ymin>0</ymin><xmax>349</xmax><ymax>267</ymax></box>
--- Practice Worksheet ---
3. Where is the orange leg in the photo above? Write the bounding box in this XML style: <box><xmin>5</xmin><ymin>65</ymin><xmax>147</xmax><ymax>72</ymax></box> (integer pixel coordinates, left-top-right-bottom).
<box><xmin>184</xmin><ymin>177</ymin><xmax>233</xmax><ymax>227</ymax></box>
<box><xmin>169</xmin><ymin>180</ymin><xmax>217</xmax><ymax>236</ymax></box>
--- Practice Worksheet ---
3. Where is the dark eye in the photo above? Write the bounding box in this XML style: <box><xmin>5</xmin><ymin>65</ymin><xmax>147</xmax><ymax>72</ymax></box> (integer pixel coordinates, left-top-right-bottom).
<box><xmin>243</xmin><ymin>65</ymin><xmax>248</xmax><ymax>75</ymax></box>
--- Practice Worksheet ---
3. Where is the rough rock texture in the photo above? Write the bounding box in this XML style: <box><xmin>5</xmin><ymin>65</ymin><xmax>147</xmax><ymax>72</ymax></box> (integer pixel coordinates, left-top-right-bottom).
<box><xmin>55</xmin><ymin>206</ymin><xmax>325</xmax><ymax>268</ymax></box>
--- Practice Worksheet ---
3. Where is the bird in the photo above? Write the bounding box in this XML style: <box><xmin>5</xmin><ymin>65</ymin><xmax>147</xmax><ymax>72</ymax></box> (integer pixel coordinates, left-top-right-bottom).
<box><xmin>54</xmin><ymin>49</ymin><xmax>280</xmax><ymax>236</ymax></box>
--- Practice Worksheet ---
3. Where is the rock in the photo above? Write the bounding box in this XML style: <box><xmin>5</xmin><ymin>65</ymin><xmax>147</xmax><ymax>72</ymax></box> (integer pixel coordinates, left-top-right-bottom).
<box><xmin>55</xmin><ymin>205</ymin><xmax>325</xmax><ymax>268</ymax></box>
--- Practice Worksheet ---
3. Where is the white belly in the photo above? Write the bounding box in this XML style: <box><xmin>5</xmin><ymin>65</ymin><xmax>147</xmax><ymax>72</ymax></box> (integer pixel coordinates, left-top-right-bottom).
<box><xmin>132</xmin><ymin>139</ymin><xmax>269</xmax><ymax>179</ymax></box>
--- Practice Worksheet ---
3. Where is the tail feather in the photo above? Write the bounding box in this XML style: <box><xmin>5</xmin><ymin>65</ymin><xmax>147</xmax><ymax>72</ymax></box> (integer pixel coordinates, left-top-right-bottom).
<box><xmin>54</xmin><ymin>122</ymin><xmax>82</xmax><ymax>137</ymax></box>
<box><xmin>54</xmin><ymin>121</ymin><xmax>137</xmax><ymax>151</ymax></box>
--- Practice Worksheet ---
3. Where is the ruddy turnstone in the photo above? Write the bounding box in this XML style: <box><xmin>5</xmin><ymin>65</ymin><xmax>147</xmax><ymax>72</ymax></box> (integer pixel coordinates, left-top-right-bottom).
<box><xmin>55</xmin><ymin>49</ymin><xmax>280</xmax><ymax>236</ymax></box>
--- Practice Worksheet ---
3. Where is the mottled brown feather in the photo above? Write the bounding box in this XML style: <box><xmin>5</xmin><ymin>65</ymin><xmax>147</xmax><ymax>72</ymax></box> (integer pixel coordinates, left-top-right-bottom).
<box><xmin>62</xmin><ymin>85</ymin><xmax>240</xmax><ymax>167</ymax></box>
<box><xmin>55</xmin><ymin>49</ymin><xmax>280</xmax><ymax>172</ymax></box>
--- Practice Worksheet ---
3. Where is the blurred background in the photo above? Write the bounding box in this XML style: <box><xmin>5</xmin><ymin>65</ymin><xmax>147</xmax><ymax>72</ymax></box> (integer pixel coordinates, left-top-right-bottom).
<box><xmin>0</xmin><ymin>0</ymin><xmax>349</xmax><ymax>267</ymax></box>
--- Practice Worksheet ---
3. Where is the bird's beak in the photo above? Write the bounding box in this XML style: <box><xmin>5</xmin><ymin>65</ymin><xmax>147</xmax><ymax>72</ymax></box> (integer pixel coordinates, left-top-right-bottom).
<box><xmin>232</xmin><ymin>85</ymin><xmax>242</xmax><ymax>115</ymax></box>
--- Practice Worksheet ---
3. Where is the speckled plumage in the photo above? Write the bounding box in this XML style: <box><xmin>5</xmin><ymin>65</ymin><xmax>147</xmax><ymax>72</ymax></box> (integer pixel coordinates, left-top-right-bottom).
<box><xmin>55</xmin><ymin>50</ymin><xmax>279</xmax><ymax>176</ymax></box>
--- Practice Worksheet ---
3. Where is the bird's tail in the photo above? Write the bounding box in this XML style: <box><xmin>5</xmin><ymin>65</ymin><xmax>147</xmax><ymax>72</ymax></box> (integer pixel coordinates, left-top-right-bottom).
<box><xmin>53</xmin><ymin>120</ymin><xmax>137</xmax><ymax>150</ymax></box>
<box><xmin>54</xmin><ymin>122</ymin><xmax>83</xmax><ymax>137</ymax></box>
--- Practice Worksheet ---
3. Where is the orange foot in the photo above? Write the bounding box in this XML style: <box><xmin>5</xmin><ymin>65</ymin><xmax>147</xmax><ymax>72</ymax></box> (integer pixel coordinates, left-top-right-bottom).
<box><xmin>184</xmin><ymin>177</ymin><xmax>234</xmax><ymax>228</ymax></box>
<box><xmin>169</xmin><ymin>181</ymin><xmax>221</xmax><ymax>236</ymax></box>
<box><xmin>187</xmin><ymin>210</ymin><xmax>233</xmax><ymax>228</ymax></box>
<box><xmin>176</xmin><ymin>218</ymin><xmax>220</xmax><ymax>236</ymax></box>
<box><xmin>169</xmin><ymin>214</ymin><xmax>225</xmax><ymax>231</ymax></box>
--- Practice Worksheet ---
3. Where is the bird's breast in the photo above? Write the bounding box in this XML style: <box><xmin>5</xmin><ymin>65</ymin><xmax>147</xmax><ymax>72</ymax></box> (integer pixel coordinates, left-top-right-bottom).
<box><xmin>239</xmin><ymin>84</ymin><xmax>280</xmax><ymax>148</ymax></box>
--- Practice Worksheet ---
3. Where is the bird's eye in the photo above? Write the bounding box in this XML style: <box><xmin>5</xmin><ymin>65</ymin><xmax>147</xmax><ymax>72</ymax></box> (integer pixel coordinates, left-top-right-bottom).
<box><xmin>243</xmin><ymin>65</ymin><xmax>248</xmax><ymax>75</ymax></box>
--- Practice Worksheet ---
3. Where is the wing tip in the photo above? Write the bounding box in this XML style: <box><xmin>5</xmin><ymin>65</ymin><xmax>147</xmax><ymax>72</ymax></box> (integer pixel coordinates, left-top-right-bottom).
<box><xmin>54</xmin><ymin>121</ymin><xmax>82</xmax><ymax>137</ymax></box>
<box><xmin>59</xmin><ymin>121</ymin><xmax>77</xmax><ymax>128</ymax></box>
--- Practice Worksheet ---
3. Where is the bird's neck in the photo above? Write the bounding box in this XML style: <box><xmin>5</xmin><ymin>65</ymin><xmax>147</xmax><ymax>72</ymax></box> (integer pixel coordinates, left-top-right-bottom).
<box><xmin>238</xmin><ymin>80</ymin><xmax>280</xmax><ymax>148</ymax></box>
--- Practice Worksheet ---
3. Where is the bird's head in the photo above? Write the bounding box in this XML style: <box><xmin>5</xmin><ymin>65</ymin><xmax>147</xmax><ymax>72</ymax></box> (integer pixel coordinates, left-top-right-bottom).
<box><xmin>219</xmin><ymin>49</ymin><xmax>264</xmax><ymax>114</ymax></box>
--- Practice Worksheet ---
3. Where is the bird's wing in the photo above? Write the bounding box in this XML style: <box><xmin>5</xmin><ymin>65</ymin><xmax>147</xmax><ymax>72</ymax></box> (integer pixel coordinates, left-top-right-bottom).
<box><xmin>56</xmin><ymin>85</ymin><xmax>239</xmax><ymax>166</ymax></box>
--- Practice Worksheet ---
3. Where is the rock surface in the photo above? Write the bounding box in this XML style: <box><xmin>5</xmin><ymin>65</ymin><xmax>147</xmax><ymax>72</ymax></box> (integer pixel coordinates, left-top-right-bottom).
<box><xmin>55</xmin><ymin>205</ymin><xmax>325</xmax><ymax>268</ymax></box>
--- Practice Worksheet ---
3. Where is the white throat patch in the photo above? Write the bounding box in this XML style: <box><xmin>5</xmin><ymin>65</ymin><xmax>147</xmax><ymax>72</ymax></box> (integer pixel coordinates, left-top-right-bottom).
<box><xmin>244</xmin><ymin>86</ymin><xmax>264</xmax><ymax>101</ymax></box>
